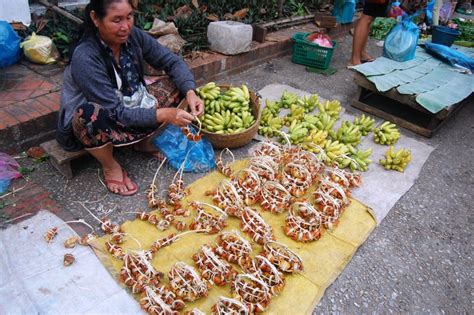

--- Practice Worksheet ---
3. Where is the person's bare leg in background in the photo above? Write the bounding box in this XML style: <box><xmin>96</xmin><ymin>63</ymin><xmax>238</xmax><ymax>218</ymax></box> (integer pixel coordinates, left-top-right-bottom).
<box><xmin>350</xmin><ymin>14</ymin><xmax>375</xmax><ymax>66</ymax></box>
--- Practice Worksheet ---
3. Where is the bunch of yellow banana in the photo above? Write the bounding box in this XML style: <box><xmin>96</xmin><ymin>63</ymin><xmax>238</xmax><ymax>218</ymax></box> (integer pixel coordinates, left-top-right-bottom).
<box><xmin>323</xmin><ymin>139</ymin><xmax>348</xmax><ymax>165</ymax></box>
<box><xmin>336</xmin><ymin>147</ymin><xmax>373</xmax><ymax>171</ymax></box>
<box><xmin>258</xmin><ymin>116</ymin><xmax>283</xmax><ymax>137</ymax></box>
<box><xmin>314</xmin><ymin>112</ymin><xmax>336</xmax><ymax>131</ymax></box>
<box><xmin>301</xmin><ymin>129</ymin><xmax>328</xmax><ymax>152</ymax></box>
<box><xmin>196</xmin><ymin>82</ymin><xmax>221</xmax><ymax>100</ymax></box>
<box><xmin>283</xmin><ymin>104</ymin><xmax>306</xmax><ymax>126</ymax></box>
<box><xmin>280</xmin><ymin>90</ymin><xmax>299</xmax><ymax>109</ymax></box>
<box><xmin>317</xmin><ymin>100</ymin><xmax>341</xmax><ymax>119</ymax></box>
<box><xmin>373</xmin><ymin>121</ymin><xmax>400</xmax><ymax>145</ymax></box>
<box><xmin>329</xmin><ymin>121</ymin><xmax>362</xmax><ymax>146</ymax></box>
<box><xmin>379</xmin><ymin>146</ymin><xmax>412</xmax><ymax>172</ymax></box>
<box><xmin>302</xmin><ymin>94</ymin><xmax>319</xmax><ymax>113</ymax></box>
<box><xmin>353</xmin><ymin>114</ymin><xmax>375</xmax><ymax>136</ymax></box>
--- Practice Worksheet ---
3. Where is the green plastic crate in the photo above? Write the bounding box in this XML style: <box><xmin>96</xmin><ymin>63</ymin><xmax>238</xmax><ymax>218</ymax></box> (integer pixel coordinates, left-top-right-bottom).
<box><xmin>291</xmin><ymin>32</ymin><xmax>336</xmax><ymax>70</ymax></box>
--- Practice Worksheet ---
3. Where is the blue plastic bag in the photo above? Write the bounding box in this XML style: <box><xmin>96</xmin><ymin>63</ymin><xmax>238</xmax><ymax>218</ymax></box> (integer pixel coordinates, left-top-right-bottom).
<box><xmin>0</xmin><ymin>21</ymin><xmax>21</xmax><ymax>68</ymax></box>
<box><xmin>0</xmin><ymin>152</ymin><xmax>21</xmax><ymax>194</ymax></box>
<box><xmin>383</xmin><ymin>16</ymin><xmax>420</xmax><ymax>62</ymax></box>
<box><xmin>424</xmin><ymin>42</ymin><xmax>474</xmax><ymax>71</ymax></box>
<box><xmin>153</xmin><ymin>124</ymin><xmax>215</xmax><ymax>173</ymax></box>
<box><xmin>333</xmin><ymin>0</ymin><xmax>356</xmax><ymax>24</ymax></box>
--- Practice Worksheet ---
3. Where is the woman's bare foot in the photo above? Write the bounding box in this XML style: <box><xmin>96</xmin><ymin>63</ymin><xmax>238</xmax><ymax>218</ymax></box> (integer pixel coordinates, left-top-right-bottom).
<box><xmin>103</xmin><ymin>164</ymin><xmax>138</xmax><ymax>196</ymax></box>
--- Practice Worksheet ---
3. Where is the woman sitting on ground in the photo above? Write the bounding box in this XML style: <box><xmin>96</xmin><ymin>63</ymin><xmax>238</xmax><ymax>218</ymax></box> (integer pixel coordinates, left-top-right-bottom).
<box><xmin>57</xmin><ymin>0</ymin><xmax>203</xmax><ymax>196</ymax></box>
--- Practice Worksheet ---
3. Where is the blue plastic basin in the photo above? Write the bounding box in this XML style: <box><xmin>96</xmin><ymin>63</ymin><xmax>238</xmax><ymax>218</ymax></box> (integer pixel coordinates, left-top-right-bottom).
<box><xmin>432</xmin><ymin>26</ymin><xmax>461</xmax><ymax>47</ymax></box>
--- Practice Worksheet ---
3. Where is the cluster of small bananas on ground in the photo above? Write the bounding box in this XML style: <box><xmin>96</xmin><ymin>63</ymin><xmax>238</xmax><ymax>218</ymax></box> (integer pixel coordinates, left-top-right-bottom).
<box><xmin>263</xmin><ymin>99</ymin><xmax>282</xmax><ymax>116</ymax></box>
<box><xmin>283</xmin><ymin>104</ymin><xmax>305</xmax><ymax>126</ymax></box>
<box><xmin>259</xmin><ymin>99</ymin><xmax>283</xmax><ymax>137</ymax></box>
<box><xmin>302</xmin><ymin>94</ymin><xmax>319</xmax><ymax>113</ymax></box>
<box><xmin>329</xmin><ymin>121</ymin><xmax>362</xmax><ymax>147</ymax></box>
<box><xmin>323</xmin><ymin>140</ymin><xmax>348</xmax><ymax>165</ymax></box>
<box><xmin>301</xmin><ymin>129</ymin><xmax>328</xmax><ymax>152</ymax></box>
<box><xmin>380</xmin><ymin>146</ymin><xmax>412</xmax><ymax>172</ymax></box>
<box><xmin>259</xmin><ymin>115</ymin><xmax>283</xmax><ymax>137</ymax></box>
<box><xmin>336</xmin><ymin>147</ymin><xmax>373</xmax><ymax>172</ymax></box>
<box><xmin>258</xmin><ymin>90</ymin><xmax>410</xmax><ymax>174</ymax></box>
<box><xmin>353</xmin><ymin>114</ymin><xmax>375</xmax><ymax>136</ymax></box>
<box><xmin>373</xmin><ymin>121</ymin><xmax>400</xmax><ymax>145</ymax></box>
<box><xmin>317</xmin><ymin>100</ymin><xmax>341</xmax><ymax>119</ymax></box>
<box><xmin>314</xmin><ymin>112</ymin><xmax>336</xmax><ymax>131</ymax></box>
<box><xmin>198</xmin><ymin>82</ymin><xmax>256</xmax><ymax>134</ymax></box>
<box><xmin>280</xmin><ymin>90</ymin><xmax>300</xmax><ymax>109</ymax></box>
<box><xmin>279</xmin><ymin>120</ymin><xmax>308</xmax><ymax>144</ymax></box>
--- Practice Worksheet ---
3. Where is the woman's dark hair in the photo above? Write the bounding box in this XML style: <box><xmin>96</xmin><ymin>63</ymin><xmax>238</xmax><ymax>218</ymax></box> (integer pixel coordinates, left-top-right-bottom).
<box><xmin>68</xmin><ymin>0</ymin><xmax>134</xmax><ymax>60</ymax></box>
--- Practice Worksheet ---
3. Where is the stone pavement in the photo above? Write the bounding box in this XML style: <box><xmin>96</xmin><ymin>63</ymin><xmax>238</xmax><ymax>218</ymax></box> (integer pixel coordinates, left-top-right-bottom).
<box><xmin>1</xmin><ymin>29</ymin><xmax>473</xmax><ymax>313</ymax></box>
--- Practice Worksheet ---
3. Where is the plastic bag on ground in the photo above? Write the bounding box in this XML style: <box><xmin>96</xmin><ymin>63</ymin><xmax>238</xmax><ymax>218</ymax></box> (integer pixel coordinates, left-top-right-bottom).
<box><xmin>423</xmin><ymin>42</ymin><xmax>474</xmax><ymax>71</ymax></box>
<box><xmin>20</xmin><ymin>33</ymin><xmax>59</xmax><ymax>65</ymax></box>
<box><xmin>306</xmin><ymin>32</ymin><xmax>333</xmax><ymax>48</ymax></box>
<box><xmin>153</xmin><ymin>124</ymin><xmax>215</xmax><ymax>172</ymax></box>
<box><xmin>0</xmin><ymin>20</ymin><xmax>21</xmax><ymax>68</ymax></box>
<box><xmin>383</xmin><ymin>16</ymin><xmax>420</xmax><ymax>62</ymax></box>
<box><xmin>0</xmin><ymin>153</ymin><xmax>22</xmax><ymax>194</ymax></box>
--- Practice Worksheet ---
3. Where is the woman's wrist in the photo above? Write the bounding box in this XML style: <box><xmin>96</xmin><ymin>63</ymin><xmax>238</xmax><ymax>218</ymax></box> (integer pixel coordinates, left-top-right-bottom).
<box><xmin>156</xmin><ymin>108</ymin><xmax>169</xmax><ymax>123</ymax></box>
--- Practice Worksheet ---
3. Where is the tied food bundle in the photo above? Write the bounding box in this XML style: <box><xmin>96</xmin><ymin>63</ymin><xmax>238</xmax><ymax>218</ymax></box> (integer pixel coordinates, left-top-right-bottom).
<box><xmin>197</xmin><ymin>82</ymin><xmax>256</xmax><ymax>135</ymax></box>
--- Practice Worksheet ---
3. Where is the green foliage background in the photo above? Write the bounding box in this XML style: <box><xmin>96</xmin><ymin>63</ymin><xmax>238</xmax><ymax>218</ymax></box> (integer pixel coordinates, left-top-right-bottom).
<box><xmin>22</xmin><ymin>0</ymin><xmax>330</xmax><ymax>58</ymax></box>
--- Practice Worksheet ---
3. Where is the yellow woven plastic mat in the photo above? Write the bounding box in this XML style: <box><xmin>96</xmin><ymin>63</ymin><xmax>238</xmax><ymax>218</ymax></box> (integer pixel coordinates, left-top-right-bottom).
<box><xmin>92</xmin><ymin>160</ymin><xmax>376</xmax><ymax>314</ymax></box>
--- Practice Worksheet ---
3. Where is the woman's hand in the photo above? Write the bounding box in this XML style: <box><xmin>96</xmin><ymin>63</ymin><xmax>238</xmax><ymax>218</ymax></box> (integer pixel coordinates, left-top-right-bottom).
<box><xmin>186</xmin><ymin>90</ymin><xmax>204</xmax><ymax>117</ymax></box>
<box><xmin>156</xmin><ymin>108</ymin><xmax>195</xmax><ymax>127</ymax></box>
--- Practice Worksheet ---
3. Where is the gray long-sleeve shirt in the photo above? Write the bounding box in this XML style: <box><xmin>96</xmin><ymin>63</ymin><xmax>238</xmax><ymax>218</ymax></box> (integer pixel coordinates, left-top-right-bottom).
<box><xmin>57</xmin><ymin>27</ymin><xmax>196</xmax><ymax>150</ymax></box>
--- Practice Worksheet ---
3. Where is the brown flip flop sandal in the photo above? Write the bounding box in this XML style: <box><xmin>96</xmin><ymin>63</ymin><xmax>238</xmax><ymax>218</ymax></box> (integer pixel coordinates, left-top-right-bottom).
<box><xmin>105</xmin><ymin>169</ymin><xmax>138</xmax><ymax>196</ymax></box>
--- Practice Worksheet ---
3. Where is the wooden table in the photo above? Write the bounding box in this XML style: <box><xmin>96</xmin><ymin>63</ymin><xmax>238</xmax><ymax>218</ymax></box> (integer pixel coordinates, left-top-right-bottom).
<box><xmin>351</xmin><ymin>72</ymin><xmax>472</xmax><ymax>137</ymax></box>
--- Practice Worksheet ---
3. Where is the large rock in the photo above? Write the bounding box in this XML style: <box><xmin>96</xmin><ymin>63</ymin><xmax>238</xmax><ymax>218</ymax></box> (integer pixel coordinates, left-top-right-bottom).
<box><xmin>207</xmin><ymin>21</ymin><xmax>253</xmax><ymax>55</ymax></box>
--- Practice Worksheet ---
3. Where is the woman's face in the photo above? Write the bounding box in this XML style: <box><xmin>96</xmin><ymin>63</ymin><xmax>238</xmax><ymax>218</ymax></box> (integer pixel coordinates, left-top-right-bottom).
<box><xmin>91</xmin><ymin>0</ymin><xmax>134</xmax><ymax>49</ymax></box>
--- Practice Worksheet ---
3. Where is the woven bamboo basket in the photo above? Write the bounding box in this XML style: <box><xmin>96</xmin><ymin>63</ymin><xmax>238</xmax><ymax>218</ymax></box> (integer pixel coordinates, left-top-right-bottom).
<box><xmin>184</xmin><ymin>84</ymin><xmax>261</xmax><ymax>149</ymax></box>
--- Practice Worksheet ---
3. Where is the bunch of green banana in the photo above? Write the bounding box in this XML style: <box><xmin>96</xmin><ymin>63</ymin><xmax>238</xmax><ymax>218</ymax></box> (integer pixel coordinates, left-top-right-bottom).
<box><xmin>204</xmin><ymin>98</ymin><xmax>226</xmax><ymax>115</ymax></box>
<box><xmin>283</xmin><ymin>104</ymin><xmax>306</xmax><ymax>126</ymax></box>
<box><xmin>258</xmin><ymin>115</ymin><xmax>283</xmax><ymax>137</ymax></box>
<box><xmin>323</xmin><ymin>140</ymin><xmax>348</xmax><ymax>165</ymax></box>
<box><xmin>280</xmin><ymin>90</ymin><xmax>300</xmax><ymax>109</ymax></box>
<box><xmin>314</xmin><ymin>112</ymin><xmax>336</xmax><ymax>131</ymax></box>
<box><xmin>287</xmin><ymin>120</ymin><xmax>310</xmax><ymax>144</ymax></box>
<box><xmin>264</xmin><ymin>99</ymin><xmax>282</xmax><ymax>116</ymax></box>
<box><xmin>302</xmin><ymin>94</ymin><xmax>319</xmax><ymax>113</ymax></box>
<box><xmin>301</xmin><ymin>129</ymin><xmax>328</xmax><ymax>152</ymax></box>
<box><xmin>202</xmin><ymin>109</ymin><xmax>255</xmax><ymax>134</ymax></box>
<box><xmin>373</xmin><ymin>121</ymin><xmax>400</xmax><ymax>145</ymax></box>
<box><xmin>199</xmin><ymin>82</ymin><xmax>256</xmax><ymax>134</ymax></box>
<box><xmin>220</xmin><ymin>85</ymin><xmax>251</xmax><ymax>113</ymax></box>
<box><xmin>379</xmin><ymin>146</ymin><xmax>412</xmax><ymax>172</ymax></box>
<box><xmin>329</xmin><ymin>121</ymin><xmax>362</xmax><ymax>146</ymax></box>
<box><xmin>196</xmin><ymin>82</ymin><xmax>221</xmax><ymax>100</ymax></box>
<box><xmin>303</xmin><ymin>114</ymin><xmax>318</xmax><ymax>125</ymax></box>
<box><xmin>336</xmin><ymin>148</ymin><xmax>373</xmax><ymax>171</ymax></box>
<box><xmin>318</xmin><ymin>100</ymin><xmax>341</xmax><ymax>119</ymax></box>
<box><xmin>353</xmin><ymin>114</ymin><xmax>375</xmax><ymax>136</ymax></box>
